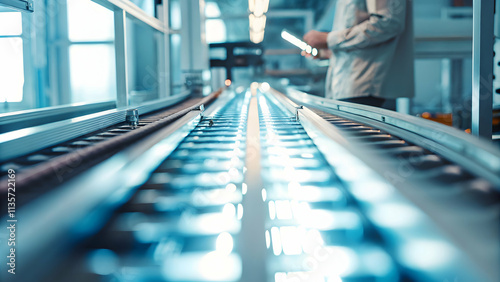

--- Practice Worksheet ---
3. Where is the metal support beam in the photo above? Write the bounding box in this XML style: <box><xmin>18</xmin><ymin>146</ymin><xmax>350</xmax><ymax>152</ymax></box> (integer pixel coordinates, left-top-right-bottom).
<box><xmin>180</xmin><ymin>0</ymin><xmax>209</xmax><ymax>72</ymax></box>
<box><xmin>450</xmin><ymin>59</ymin><xmax>465</xmax><ymax>128</ymax></box>
<box><xmin>442</xmin><ymin>59</ymin><xmax>464</xmax><ymax>128</ymax></box>
<box><xmin>91</xmin><ymin>0</ymin><xmax>166</xmax><ymax>33</ymax></box>
<box><xmin>159</xmin><ymin>1</ymin><xmax>171</xmax><ymax>97</ymax></box>
<box><xmin>52</xmin><ymin>0</ymin><xmax>71</xmax><ymax>106</ymax></box>
<box><xmin>472</xmin><ymin>0</ymin><xmax>494</xmax><ymax>139</ymax></box>
<box><xmin>114</xmin><ymin>9</ymin><xmax>129</xmax><ymax>108</ymax></box>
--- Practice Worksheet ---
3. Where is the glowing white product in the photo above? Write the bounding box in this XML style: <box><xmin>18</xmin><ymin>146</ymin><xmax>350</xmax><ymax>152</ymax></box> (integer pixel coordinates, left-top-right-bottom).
<box><xmin>275</xmin><ymin>200</ymin><xmax>293</xmax><ymax>220</ymax></box>
<box><xmin>281</xmin><ymin>30</ymin><xmax>319</xmax><ymax>57</ymax></box>
<box><xmin>270</xmin><ymin>226</ymin><xmax>282</xmax><ymax>256</ymax></box>
<box><xmin>222</xmin><ymin>203</ymin><xmax>236</xmax><ymax>218</ymax></box>
<box><xmin>280</xmin><ymin>226</ymin><xmax>305</xmax><ymax>255</ymax></box>
<box><xmin>215</xmin><ymin>232</ymin><xmax>234</xmax><ymax>255</ymax></box>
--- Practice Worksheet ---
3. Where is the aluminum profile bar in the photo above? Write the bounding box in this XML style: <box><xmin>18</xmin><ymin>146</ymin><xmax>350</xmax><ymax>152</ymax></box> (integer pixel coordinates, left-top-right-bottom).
<box><xmin>285</xmin><ymin>88</ymin><xmax>500</xmax><ymax>188</ymax></box>
<box><xmin>0</xmin><ymin>92</ymin><xmax>191</xmax><ymax>161</ymax></box>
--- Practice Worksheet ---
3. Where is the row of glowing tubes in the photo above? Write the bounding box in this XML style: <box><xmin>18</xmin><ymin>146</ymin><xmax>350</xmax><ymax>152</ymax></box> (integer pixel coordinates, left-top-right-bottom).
<box><xmin>185</xmin><ymin>90</ymin><xmax>457</xmax><ymax>281</ymax></box>
<box><xmin>259</xmin><ymin>95</ymin><xmax>346</xmax><ymax>281</ymax></box>
<box><xmin>260</xmin><ymin>91</ymin><xmax>458</xmax><ymax>281</ymax></box>
<box><xmin>249</xmin><ymin>0</ymin><xmax>269</xmax><ymax>43</ymax></box>
<box><xmin>189</xmin><ymin>97</ymin><xmax>250</xmax><ymax>280</ymax></box>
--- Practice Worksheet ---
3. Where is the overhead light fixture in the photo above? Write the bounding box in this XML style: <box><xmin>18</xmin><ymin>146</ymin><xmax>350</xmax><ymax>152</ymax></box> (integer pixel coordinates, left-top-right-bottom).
<box><xmin>249</xmin><ymin>14</ymin><xmax>266</xmax><ymax>32</ymax></box>
<box><xmin>248</xmin><ymin>0</ymin><xmax>269</xmax><ymax>44</ymax></box>
<box><xmin>248</xmin><ymin>0</ymin><xmax>269</xmax><ymax>15</ymax></box>
<box><xmin>252</xmin><ymin>0</ymin><xmax>269</xmax><ymax>17</ymax></box>
<box><xmin>250</xmin><ymin>30</ymin><xmax>265</xmax><ymax>44</ymax></box>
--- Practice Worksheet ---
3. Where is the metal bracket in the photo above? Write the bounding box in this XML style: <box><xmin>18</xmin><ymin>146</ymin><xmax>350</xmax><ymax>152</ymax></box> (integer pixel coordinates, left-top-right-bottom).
<box><xmin>192</xmin><ymin>104</ymin><xmax>206</xmax><ymax>126</ymax></box>
<box><xmin>295</xmin><ymin>105</ymin><xmax>303</xmax><ymax>121</ymax></box>
<box><xmin>125</xmin><ymin>109</ymin><xmax>139</xmax><ymax>129</ymax></box>
<box><xmin>196</xmin><ymin>104</ymin><xmax>213</xmax><ymax>127</ymax></box>
<box><xmin>194</xmin><ymin>104</ymin><xmax>205</xmax><ymax>117</ymax></box>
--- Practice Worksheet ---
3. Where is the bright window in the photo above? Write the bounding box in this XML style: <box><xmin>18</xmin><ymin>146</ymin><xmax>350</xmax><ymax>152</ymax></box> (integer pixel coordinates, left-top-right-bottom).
<box><xmin>206</xmin><ymin>20</ymin><xmax>227</xmax><ymax>43</ymax></box>
<box><xmin>205</xmin><ymin>2</ymin><xmax>226</xmax><ymax>43</ymax></box>
<box><xmin>0</xmin><ymin>38</ymin><xmax>24</xmax><ymax>102</ymax></box>
<box><xmin>205</xmin><ymin>2</ymin><xmax>221</xmax><ymax>17</ymax></box>
<box><xmin>69</xmin><ymin>45</ymin><xmax>116</xmax><ymax>103</ymax></box>
<box><xmin>0</xmin><ymin>10</ymin><xmax>24</xmax><ymax>103</ymax></box>
<box><xmin>67</xmin><ymin>0</ymin><xmax>114</xmax><ymax>42</ymax></box>
<box><xmin>66</xmin><ymin>0</ymin><xmax>116</xmax><ymax>104</ymax></box>
<box><xmin>0</xmin><ymin>12</ymin><xmax>22</xmax><ymax>35</ymax></box>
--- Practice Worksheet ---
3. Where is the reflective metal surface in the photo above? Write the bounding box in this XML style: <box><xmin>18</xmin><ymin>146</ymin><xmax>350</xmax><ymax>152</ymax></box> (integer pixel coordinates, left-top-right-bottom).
<box><xmin>258</xmin><ymin>93</ymin><xmax>399</xmax><ymax>281</ymax></box>
<box><xmin>35</xmin><ymin>90</ymin><xmax>252</xmax><ymax>281</ymax></box>
<box><xmin>275</xmin><ymin>88</ymin><xmax>499</xmax><ymax>281</ymax></box>
<box><xmin>2</xmin><ymin>87</ymin><xmax>498</xmax><ymax>282</ymax></box>
<box><xmin>286</xmin><ymin>88</ymin><xmax>500</xmax><ymax>188</ymax></box>
<box><xmin>4</xmin><ymin>108</ymin><xmax>203</xmax><ymax>282</ymax></box>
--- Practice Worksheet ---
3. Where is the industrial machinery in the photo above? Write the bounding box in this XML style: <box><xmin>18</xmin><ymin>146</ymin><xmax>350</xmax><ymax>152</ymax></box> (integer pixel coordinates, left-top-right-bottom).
<box><xmin>0</xmin><ymin>84</ymin><xmax>499</xmax><ymax>282</ymax></box>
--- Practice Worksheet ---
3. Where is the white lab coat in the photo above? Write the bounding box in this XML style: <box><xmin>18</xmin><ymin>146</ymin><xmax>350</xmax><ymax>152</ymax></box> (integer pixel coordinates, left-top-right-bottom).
<box><xmin>325</xmin><ymin>0</ymin><xmax>414</xmax><ymax>100</ymax></box>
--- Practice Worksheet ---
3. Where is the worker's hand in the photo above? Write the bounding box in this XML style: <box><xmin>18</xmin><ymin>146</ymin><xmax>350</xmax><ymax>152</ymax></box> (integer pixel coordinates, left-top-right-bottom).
<box><xmin>301</xmin><ymin>49</ymin><xmax>331</xmax><ymax>59</ymax></box>
<box><xmin>301</xmin><ymin>50</ymin><xmax>314</xmax><ymax>59</ymax></box>
<box><xmin>303</xmin><ymin>30</ymin><xmax>329</xmax><ymax>49</ymax></box>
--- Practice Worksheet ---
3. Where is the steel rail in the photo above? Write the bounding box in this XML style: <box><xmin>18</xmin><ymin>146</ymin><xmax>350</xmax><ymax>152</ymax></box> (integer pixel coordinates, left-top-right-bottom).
<box><xmin>285</xmin><ymin>88</ymin><xmax>500</xmax><ymax>188</ymax></box>
<box><xmin>0</xmin><ymin>91</ymin><xmax>192</xmax><ymax>162</ymax></box>
<box><xmin>268</xmin><ymin>89</ymin><xmax>498</xmax><ymax>281</ymax></box>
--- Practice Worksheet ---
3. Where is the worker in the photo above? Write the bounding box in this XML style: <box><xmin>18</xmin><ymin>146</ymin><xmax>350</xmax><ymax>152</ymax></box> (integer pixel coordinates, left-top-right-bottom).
<box><xmin>303</xmin><ymin>0</ymin><xmax>414</xmax><ymax>108</ymax></box>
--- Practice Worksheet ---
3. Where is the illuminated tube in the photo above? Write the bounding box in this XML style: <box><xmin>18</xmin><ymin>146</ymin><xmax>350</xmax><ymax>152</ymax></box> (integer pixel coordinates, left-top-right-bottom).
<box><xmin>281</xmin><ymin>30</ymin><xmax>318</xmax><ymax>57</ymax></box>
<box><xmin>248</xmin><ymin>0</ymin><xmax>269</xmax><ymax>16</ymax></box>
<box><xmin>250</xmin><ymin>30</ymin><xmax>265</xmax><ymax>44</ymax></box>
<box><xmin>249</xmin><ymin>14</ymin><xmax>267</xmax><ymax>32</ymax></box>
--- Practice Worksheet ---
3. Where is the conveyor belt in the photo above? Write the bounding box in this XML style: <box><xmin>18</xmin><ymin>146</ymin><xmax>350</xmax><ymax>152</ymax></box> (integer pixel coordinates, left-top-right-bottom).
<box><xmin>277</xmin><ymin>88</ymin><xmax>500</xmax><ymax>281</ymax></box>
<box><xmin>258</xmin><ymin>95</ymin><xmax>399</xmax><ymax>281</ymax></box>
<box><xmin>1</xmin><ymin>87</ymin><xmax>499</xmax><ymax>282</ymax></box>
<box><xmin>41</xmin><ymin>87</ymin><xmax>251</xmax><ymax>282</ymax></box>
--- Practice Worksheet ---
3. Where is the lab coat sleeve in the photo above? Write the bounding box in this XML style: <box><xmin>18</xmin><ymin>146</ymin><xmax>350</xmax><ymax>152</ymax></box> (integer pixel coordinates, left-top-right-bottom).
<box><xmin>327</xmin><ymin>0</ymin><xmax>407</xmax><ymax>51</ymax></box>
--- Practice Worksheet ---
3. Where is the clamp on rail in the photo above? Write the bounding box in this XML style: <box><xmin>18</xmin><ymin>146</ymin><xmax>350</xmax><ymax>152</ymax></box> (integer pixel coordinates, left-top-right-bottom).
<box><xmin>196</xmin><ymin>104</ymin><xmax>213</xmax><ymax>126</ymax></box>
<box><xmin>193</xmin><ymin>104</ymin><xmax>205</xmax><ymax>117</ymax></box>
<box><xmin>125</xmin><ymin>109</ymin><xmax>139</xmax><ymax>129</ymax></box>
<box><xmin>197</xmin><ymin>104</ymin><xmax>205</xmax><ymax>113</ymax></box>
<box><xmin>295</xmin><ymin>105</ymin><xmax>304</xmax><ymax>121</ymax></box>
